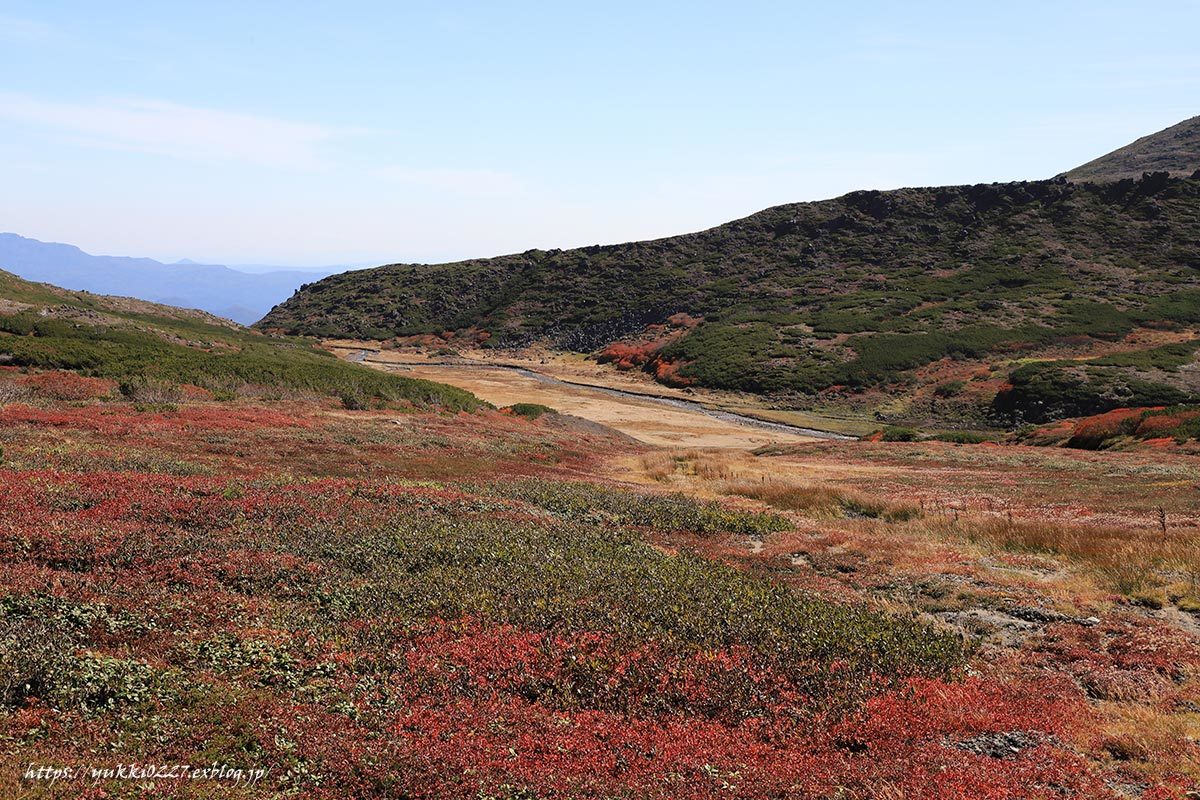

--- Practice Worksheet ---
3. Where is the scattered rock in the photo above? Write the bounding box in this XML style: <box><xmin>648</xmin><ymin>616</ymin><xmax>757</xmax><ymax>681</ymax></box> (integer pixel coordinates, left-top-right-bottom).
<box><xmin>1005</xmin><ymin>605</ymin><xmax>1070</xmax><ymax>624</ymax></box>
<box><xmin>935</xmin><ymin>609</ymin><xmax>1039</xmax><ymax>647</ymax></box>
<box><xmin>952</xmin><ymin>731</ymin><xmax>1039</xmax><ymax>759</ymax></box>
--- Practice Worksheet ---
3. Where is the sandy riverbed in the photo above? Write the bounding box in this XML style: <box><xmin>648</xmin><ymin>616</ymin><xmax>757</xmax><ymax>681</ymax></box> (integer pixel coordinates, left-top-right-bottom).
<box><xmin>326</xmin><ymin>341</ymin><xmax>869</xmax><ymax>448</ymax></box>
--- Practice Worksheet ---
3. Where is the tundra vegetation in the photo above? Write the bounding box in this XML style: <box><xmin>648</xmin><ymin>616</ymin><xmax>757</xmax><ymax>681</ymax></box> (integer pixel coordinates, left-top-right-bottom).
<box><xmin>3</xmin><ymin>199</ymin><xmax>1200</xmax><ymax>795</ymax></box>
<box><xmin>6</xmin><ymin>382</ymin><xmax>1199</xmax><ymax>798</ymax></box>
<box><xmin>1</xmin><ymin>354</ymin><xmax>1199</xmax><ymax>794</ymax></box>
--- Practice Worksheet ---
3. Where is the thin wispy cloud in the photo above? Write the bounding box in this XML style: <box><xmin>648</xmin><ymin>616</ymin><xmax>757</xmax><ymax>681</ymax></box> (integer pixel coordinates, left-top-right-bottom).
<box><xmin>0</xmin><ymin>93</ymin><xmax>340</xmax><ymax>169</ymax></box>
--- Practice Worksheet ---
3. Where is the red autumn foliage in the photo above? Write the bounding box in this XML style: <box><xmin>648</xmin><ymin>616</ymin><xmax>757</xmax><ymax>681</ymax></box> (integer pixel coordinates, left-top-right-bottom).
<box><xmin>651</xmin><ymin>357</ymin><xmax>694</xmax><ymax>386</ymax></box>
<box><xmin>598</xmin><ymin>341</ymin><xmax>694</xmax><ymax>386</ymax></box>
<box><xmin>178</xmin><ymin>382</ymin><xmax>215</xmax><ymax>401</ymax></box>
<box><xmin>0</xmin><ymin>402</ymin><xmax>313</xmax><ymax>435</ymax></box>
<box><xmin>0</xmin><ymin>399</ymin><xmax>1191</xmax><ymax>797</ymax></box>
<box><xmin>598</xmin><ymin>340</ymin><xmax>662</xmax><ymax>370</ymax></box>
<box><xmin>14</xmin><ymin>370</ymin><xmax>116</xmax><ymax>401</ymax></box>
<box><xmin>1066</xmin><ymin>406</ymin><xmax>1158</xmax><ymax>449</ymax></box>
<box><xmin>0</xmin><ymin>468</ymin><xmax>1121</xmax><ymax>798</ymax></box>
<box><xmin>595</xmin><ymin>318</ymin><xmax>698</xmax><ymax>387</ymax></box>
<box><xmin>1029</xmin><ymin>617</ymin><xmax>1200</xmax><ymax>702</ymax></box>
<box><xmin>1136</xmin><ymin>407</ymin><xmax>1200</xmax><ymax>437</ymax></box>
<box><xmin>1022</xmin><ymin>404</ymin><xmax>1200</xmax><ymax>449</ymax></box>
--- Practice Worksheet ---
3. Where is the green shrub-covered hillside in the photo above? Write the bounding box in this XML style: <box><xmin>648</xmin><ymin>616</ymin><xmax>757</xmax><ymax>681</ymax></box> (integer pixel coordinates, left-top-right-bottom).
<box><xmin>0</xmin><ymin>271</ymin><xmax>481</xmax><ymax>410</ymax></box>
<box><xmin>260</xmin><ymin>172</ymin><xmax>1200</xmax><ymax>410</ymax></box>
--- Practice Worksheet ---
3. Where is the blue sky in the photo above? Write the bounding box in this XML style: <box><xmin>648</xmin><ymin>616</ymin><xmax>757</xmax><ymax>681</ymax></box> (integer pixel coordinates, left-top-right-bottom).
<box><xmin>1</xmin><ymin>1</ymin><xmax>1197</xmax><ymax>266</ymax></box>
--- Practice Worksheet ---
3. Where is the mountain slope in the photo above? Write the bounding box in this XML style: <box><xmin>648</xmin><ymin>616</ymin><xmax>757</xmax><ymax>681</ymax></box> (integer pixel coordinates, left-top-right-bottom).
<box><xmin>0</xmin><ymin>233</ymin><xmax>339</xmax><ymax>324</ymax></box>
<box><xmin>260</xmin><ymin>169</ymin><xmax>1200</xmax><ymax>421</ymax></box>
<box><xmin>1064</xmin><ymin>115</ymin><xmax>1200</xmax><ymax>182</ymax></box>
<box><xmin>0</xmin><ymin>270</ymin><xmax>481</xmax><ymax>410</ymax></box>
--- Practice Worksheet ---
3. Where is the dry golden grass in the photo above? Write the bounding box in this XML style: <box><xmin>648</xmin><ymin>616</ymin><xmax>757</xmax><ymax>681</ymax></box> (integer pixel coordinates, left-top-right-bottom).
<box><xmin>1095</xmin><ymin>702</ymin><xmax>1200</xmax><ymax>782</ymax></box>
<box><xmin>636</xmin><ymin>449</ymin><xmax>922</xmax><ymax>521</ymax></box>
<box><xmin>726</xmin><ymin>478</ymin><xmax>922</xmax><ymax>523</ymax></box>
<box><xmin>638</xmin><ymin>449</ymin><xmax>740</xmax><ymax>482</ymax></box>
<box><xmin>637</xmin><ymin>451</ymin><xmax>675</xmax><ymax>482</ymax></box>
<box><xmin>925</xmin><ymin>515</ymin><xmax>1200</xmax><ymax>596</ymax></box>
<box><xmin>1169</xmin><ymin>539</ymin><xmax>1200</xmax><ymax>594</ymax></box>
<box><xmin>723</xmin><ymin>479</ymin><xmax>846</xmax><ymax>515</ymax></box>
<box><xmin>636</xmin><ymin>445</ymin><xmax>1200</xmax><ymax>603</ymax></box>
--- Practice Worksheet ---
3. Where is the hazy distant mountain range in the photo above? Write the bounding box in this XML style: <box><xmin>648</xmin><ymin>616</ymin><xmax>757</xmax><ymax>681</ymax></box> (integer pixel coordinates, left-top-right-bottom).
<box><xmin>0</xmin><ymin>233</ymin><xmax>345</xmax><ymax>324</ymax></box>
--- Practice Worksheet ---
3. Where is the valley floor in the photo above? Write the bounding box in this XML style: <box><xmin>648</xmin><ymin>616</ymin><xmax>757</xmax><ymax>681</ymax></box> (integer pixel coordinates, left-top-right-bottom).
<box><xmin>326</xmin><ymin>340</ymin><xmax>875</xmax><ymax>444</ymax></box>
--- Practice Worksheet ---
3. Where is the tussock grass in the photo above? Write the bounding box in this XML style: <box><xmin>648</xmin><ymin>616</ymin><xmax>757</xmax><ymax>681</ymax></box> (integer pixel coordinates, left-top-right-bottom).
<box><xmin>639</xmin><ymin>452</ymin><xmax>675</xmax><ymax>482</ymax></box>
<box><xmin>930</xmin><ymin>515</ymin><xmax>1200</xmax><ymax>596</ymax></box>
<box><xmin>726</xmin><ymin>479</ymin><xmax>922</xmax><ymax>522</ymax></box>
<box><xmin>1097</xmin><ymin>703</ymin><xmax>1200</xmax><ymax>780</ymax></box>
<box><xmin>639</xmin><ymin>450</ymin><xmax>739</xmax><ymax>482</ymax></box>
<box><xmin>726</xmin><ymin>480</ymin><xmax>846</xmax><ymax>515</ymax></box>
<box><xmin>638</xmin><ymin>450</ymin><xmax>922</xmax><ymax>522</ymax></box>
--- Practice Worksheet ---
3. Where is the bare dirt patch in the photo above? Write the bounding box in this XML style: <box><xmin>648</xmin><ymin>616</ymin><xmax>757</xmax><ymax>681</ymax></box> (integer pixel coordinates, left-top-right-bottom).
<box><xmin>386</xmin><ymin>362</ymin><xmax>820</xmax><ymax>449</ymax></box>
